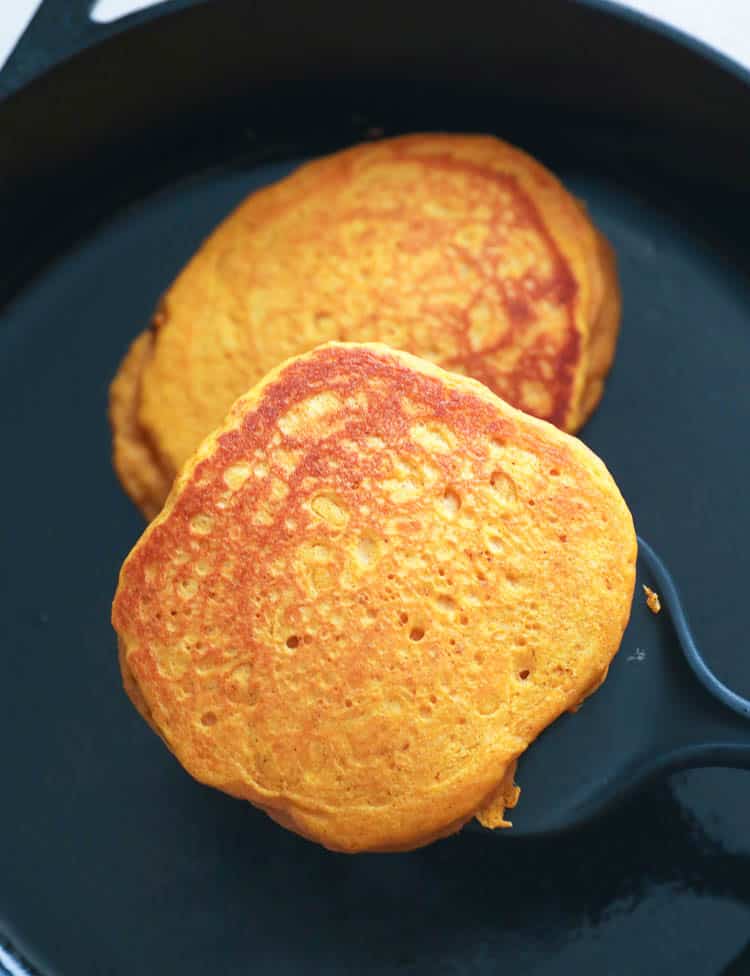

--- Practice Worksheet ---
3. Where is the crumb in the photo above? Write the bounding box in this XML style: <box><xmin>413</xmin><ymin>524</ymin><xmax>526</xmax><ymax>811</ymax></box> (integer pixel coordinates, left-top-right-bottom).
<box><xmin>643</xmin><ymin>584</ymin><xmax>661</xmax><ymax>614</ymax></box>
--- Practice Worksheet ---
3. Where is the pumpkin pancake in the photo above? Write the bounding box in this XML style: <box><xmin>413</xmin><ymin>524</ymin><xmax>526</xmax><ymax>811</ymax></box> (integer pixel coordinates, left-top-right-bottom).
<box><xmin>108</xmin><ymin>329</ymin><xmax>172</xmax><ymax>520</ymax></box>
<box><xmin>113</xmin><ymin>342</ymin><xmax>636</xmax><ymax>852</ymax></box>
<box><xmin>110</xmin><ymin>133</ymin><xmax>621</xmax><ymax>517</ymax></box>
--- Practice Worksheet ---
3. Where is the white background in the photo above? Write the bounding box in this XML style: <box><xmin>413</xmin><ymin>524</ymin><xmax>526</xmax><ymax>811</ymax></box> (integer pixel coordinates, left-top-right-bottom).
<box><xmin>1</xmin><ymin>0</ymin><xmax>750</xmax><ymax>74</ymax></box>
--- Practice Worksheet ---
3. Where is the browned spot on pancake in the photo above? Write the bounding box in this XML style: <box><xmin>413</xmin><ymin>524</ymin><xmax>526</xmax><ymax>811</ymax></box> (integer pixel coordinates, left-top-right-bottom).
<box><xmin>372</xmin><ymin>150</ymin><xmax>581</xmax><ymax>429</ymax></box>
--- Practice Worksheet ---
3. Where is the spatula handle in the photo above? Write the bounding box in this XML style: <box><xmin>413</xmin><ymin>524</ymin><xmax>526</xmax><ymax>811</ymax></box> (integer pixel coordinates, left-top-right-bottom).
<box><xmin>639</xmin><ymin>538</ymin><xmax>750</xmax><ymax>720</ymax></box>
<box><xmin>638</xmin><ymin>537</ymin><xmax>750</xmax><ymax>769</ymax></box>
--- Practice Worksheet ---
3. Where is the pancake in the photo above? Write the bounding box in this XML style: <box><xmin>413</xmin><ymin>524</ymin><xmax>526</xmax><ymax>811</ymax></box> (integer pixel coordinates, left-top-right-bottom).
<box><xmin>110</xmin><ymin>133</ymin><xmax>621</xmax><ymax>517</ymax></box>
<box><xmin>109</xmin><ymin>329</ymin><xmax>172</xmax><ymax>520</ymax></box>
<box><xmin>112</xmin><ymin>342</ymin><xmax>636</xmax><ymax>852</ymax></box>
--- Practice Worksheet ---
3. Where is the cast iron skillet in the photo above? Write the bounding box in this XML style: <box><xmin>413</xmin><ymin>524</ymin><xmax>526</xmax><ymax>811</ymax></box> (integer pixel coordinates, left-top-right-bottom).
<box><xmin>2</xmin><ymin>1</ymin><xmax>750</xmax><ymax>974</ymax></box>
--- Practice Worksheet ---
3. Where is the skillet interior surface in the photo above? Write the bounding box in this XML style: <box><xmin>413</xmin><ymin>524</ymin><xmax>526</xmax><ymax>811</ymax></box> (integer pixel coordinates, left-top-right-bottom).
<box><xmin>2</xmin><ymin>3</ymin><xmax>750</xmax><ymax>974</ymax></box>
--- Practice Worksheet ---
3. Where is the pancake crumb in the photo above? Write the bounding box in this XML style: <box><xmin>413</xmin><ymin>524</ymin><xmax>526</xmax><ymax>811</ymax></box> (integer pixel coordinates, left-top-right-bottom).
<box><xmin>643</xmin><ymin>584</ymin><xmax>661</xmax><ymax>614</ymax></box>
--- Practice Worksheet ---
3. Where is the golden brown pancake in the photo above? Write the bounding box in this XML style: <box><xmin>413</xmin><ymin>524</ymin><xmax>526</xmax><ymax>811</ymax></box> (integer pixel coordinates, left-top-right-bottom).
<box><xmin>110</xmin><ymin>134</ymin><xmax>621</xmax><ymax>517</ymax></box>
<box><xmin>113</xmin><ymin>342</ymin><xmax>636</xmax><ymax>852</ymax></box>
<box><xmin>109</xmin><ymin>330</ymin><xmax>172</xmax><ymax>520</ymax></box>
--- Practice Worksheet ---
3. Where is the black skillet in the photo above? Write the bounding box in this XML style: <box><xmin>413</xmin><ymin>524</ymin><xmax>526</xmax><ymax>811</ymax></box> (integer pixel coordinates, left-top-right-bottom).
<box><xmin>2</xmin><ymin>2</ymin><xmax>750</xmax><ymax>974</ymax></box>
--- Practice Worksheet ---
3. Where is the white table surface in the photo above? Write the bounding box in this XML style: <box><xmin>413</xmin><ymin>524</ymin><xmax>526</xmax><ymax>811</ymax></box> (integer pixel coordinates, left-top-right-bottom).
<box><xmin>1</xmin><ymin>0</ymin><xmax>750</xmax><ymax>74</ymax></box>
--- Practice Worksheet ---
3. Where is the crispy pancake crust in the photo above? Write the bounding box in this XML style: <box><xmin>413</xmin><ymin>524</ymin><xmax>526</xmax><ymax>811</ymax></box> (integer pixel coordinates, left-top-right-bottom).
<box><xmin>109</xmin><ymin>330</ymin><xmax>173</xmax><ymax>519</ymax></box>
<box><xmin>113</xmin><ymin>342</ymin><xmax>636</xmax><ymax>852</ymax></box>
<box><xmin>111</xmin><ymin>134</ymin><xmax>621</xmax><ymax>517</ymax></box>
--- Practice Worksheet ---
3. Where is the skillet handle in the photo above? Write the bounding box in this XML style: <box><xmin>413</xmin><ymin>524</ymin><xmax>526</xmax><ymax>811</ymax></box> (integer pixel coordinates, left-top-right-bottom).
<box><xmin>0</xmin><ymin>0</ymin><xmax>202</xmax><ymax>99</ymax></box>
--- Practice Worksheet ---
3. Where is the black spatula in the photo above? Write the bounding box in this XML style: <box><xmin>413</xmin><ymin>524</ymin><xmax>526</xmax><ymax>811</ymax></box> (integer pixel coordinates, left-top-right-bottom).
<box><xmin>487</xmin><ymin>537</ymin><xmax>750</xmax><ymax>838</ymax></box>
